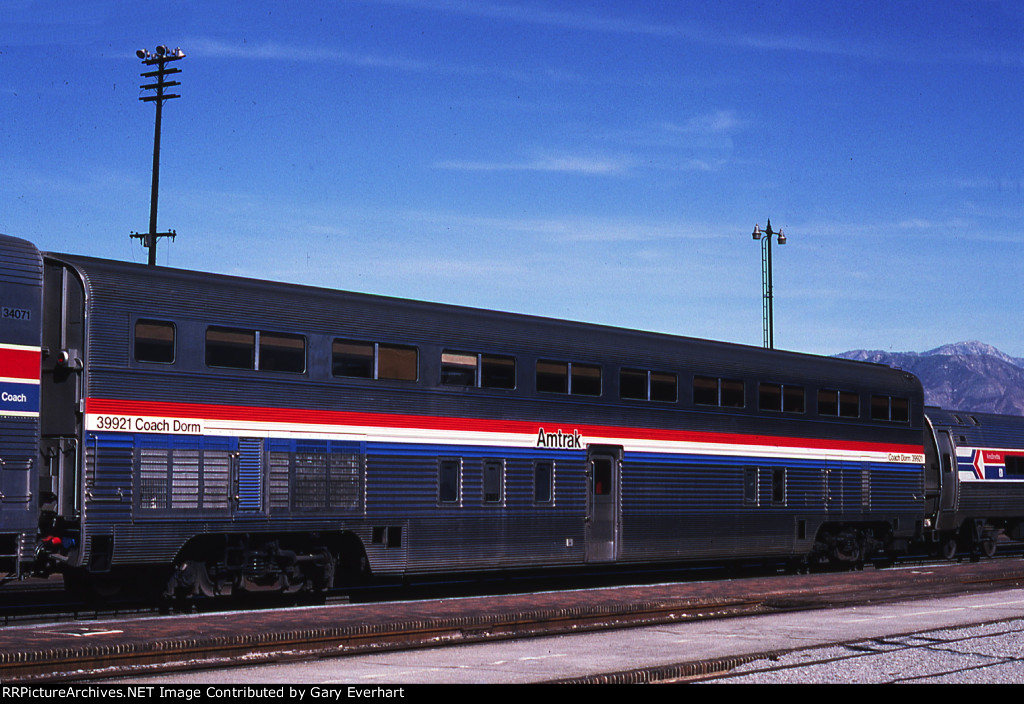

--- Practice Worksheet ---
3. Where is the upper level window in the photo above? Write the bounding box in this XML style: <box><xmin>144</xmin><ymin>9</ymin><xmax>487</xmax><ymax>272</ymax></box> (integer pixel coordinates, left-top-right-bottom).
<box><xmin>440</xmin><ymin>351</ymin><xmax>515</xmax><ymax>389</ymax></box>
<box><xmin>480</xmin><ymin>354</ymin><xmax>516</xmax><ymax>389</ymax></box>
<box><xmin>206</xmin><ymin>326</ymin><xmax>305</xmax><ymax>373</ymax></box>
<box><xmin>1006</xmin><ymin>455</ymin><xmax>1024</xmax><ymax>476</ymax></box>
<box><xmin>758</xmin><ymin>383</ymin><xmax>805</xmax><ymax>413</ymax></box>
<box><xmin>333</xmin><ymin>339</ymin><xmax>418</xmax><ymax>381</ymax></box>
<box><xmin>871</xmin><ymin>395</ymin><xmax>910</xmax><ymax>423</ymax></box>
<box><xmin>206</xmin><ymin>326</ymin><xmax>254</xmax><ymax>370</ymax></box>
<box><xmin>694</xmin><ymin>376</ymin><xmax>744</xmax><ymax>408</ymax></box>
<box><xmin>819</xmin><ymin>389</ymin><xmax>859</xmax><ymax>418</ymax></box>
<box><xmin>536</xmin><ymin>360</ymin><xmax>568</xmax><ymax>394</ymax></box>
<box><xmin>378</xmin><ymin>344</ymin><xmax>418</xmax><ymax>381</ymax></box>
<box><xmin>135</xmin><ymin>319</ymin><xmax>175</xmax><ymax>364</ymax></box>
<box><xmin>333</xmin><ymin>340</ymin><xmax>374</xmax><ymax>378</ymax></box>
<box><xmin>536</xmin><ymin>360</ymin><xmax>601</xmax><ymax>396</ymax></box>
<box><xmin>260</xmin><ymin>331</ymin><xmax>306</xmax><ymax>373</ymax></box>
<box><xmin>621</xmin><ymin>368</ymin><xmax>677</xmax><ymax>403</ymax></box>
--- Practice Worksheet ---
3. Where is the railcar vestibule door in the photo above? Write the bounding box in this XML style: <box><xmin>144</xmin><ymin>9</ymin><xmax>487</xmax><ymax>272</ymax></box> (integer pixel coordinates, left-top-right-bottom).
<box><xmin>585</xmin><ymin>446</ymin><xmax>621</xmax><ymax>562</ymax></box>
<box><xmin>40</xmin><ymin>261</ymin><xmax>85</xmax><ymax>526</ymax></box>
<box><xmin>923</xmin><ymin>426</ymin><xmax>958</xmax><ymax>531</ymax></box>
<box><xmin>923</xmin><ymin>418</ymin><xmax>942</xmax><ymax>520</ymax></box>
<box><xmin>936</xmin><ymin>430</ymin><xmax>958</xmax><ymax>515</ymax></box>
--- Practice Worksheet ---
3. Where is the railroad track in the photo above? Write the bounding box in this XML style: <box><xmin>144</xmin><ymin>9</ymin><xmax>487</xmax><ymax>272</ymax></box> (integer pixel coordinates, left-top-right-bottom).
<box><xmin>660</xmin><ymin>620</ymin><xmax>1024</xmax><ymax>684</ymax></box>
<box><xmin>2</xmin><ymin>557</ymin><xmax>1024</xmax><ymax>683</ymax></box>
<box><xmin>1</xmin><ymin>593</ymin><xmax>768</xmax><ymax>682</ymax></box>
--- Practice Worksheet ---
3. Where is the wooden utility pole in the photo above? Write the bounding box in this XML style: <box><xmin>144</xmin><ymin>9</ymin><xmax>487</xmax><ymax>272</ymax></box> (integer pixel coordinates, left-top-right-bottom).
<box><xmin>131</xmin><ymin>45</ymin><xmax>184</xmax><ymax>266</ymax></box>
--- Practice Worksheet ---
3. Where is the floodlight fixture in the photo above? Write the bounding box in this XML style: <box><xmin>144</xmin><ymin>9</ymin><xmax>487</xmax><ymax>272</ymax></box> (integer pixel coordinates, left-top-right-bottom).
<box><xmin>750</xmin><ymin>219</ymin><xmax>788</xmax><ymax>349</ymax></box>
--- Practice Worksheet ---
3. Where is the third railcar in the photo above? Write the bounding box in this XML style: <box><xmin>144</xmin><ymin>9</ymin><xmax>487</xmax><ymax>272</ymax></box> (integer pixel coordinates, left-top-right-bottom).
<box><xmin>924</xmin><ymin>408</ymin><xmax>1024</xmax><ymax>557</ymax></box>
<box><xmin>0</xmin><ymin>232</ymin><xmax>1017</xmax><ymax>600</ymax></box>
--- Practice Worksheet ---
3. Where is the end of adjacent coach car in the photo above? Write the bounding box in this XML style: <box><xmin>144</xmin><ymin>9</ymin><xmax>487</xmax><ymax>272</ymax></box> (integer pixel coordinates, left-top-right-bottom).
<box><xmin>924</xmin><ymin>407</ymin><xmax>1024</xmax><ymax>558</ymax></box>
<box><xmin>0</xmin><ymin>234</ymin><xmax>46</xmax><ymax>578</ymax></box>
<box><xmin>0</xmin><ymin>234</ymin><xmax>90</xmax><ymax>581</ymax></box>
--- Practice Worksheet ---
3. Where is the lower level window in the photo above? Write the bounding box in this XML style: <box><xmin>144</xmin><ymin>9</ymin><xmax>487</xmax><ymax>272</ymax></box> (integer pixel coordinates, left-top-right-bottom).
<box><xmin>438</xmin><ymin>459</ymin><xmax>461</xmax><ymax>504</ymax></box>
<box><xmin>534</xmin><ymin>460</ymin><xmax>554</xmax><ymax>504</ymax></box>
<box><xmin>483</xmin><ymin>459</ymin><xmax>504</xmax><ymax>503</ymax></box>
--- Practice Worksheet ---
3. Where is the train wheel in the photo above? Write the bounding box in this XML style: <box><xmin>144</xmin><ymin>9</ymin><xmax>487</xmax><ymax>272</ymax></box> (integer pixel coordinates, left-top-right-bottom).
<box><xmin>832</xmin><ymin>529</ymin><xmax>866</xmax><ymax>569</ymax></box>
<box><xmin>307</xmin><ymin>547</ymin><xmax>336</xmax><ymax>591</ymax></box>
<box><xmin>941</xmin><ymin>537</ymin><xmax>959</xmax><ymax>560</ymax></box>
<box><xmin>981</xmin><ymin>538</ymin><xmax>997</xmax><ymax>559</ymax></box>
<box><xmin>169</xmin><ymin>559</ymin><xmax>221</xmax><ymax>599</ymax></box>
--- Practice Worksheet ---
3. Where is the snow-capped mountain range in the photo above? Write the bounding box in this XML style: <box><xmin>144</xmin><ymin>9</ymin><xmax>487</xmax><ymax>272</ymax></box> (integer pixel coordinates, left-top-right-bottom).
<box><xmin>836</xmin><ymin>342</ymin><xmax>1024</xmax><ymax>416</ymax></box>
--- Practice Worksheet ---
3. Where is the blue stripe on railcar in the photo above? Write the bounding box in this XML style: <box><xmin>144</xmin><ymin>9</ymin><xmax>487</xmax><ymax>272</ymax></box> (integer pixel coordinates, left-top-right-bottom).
<box><xmin>84</xmin><ymin>430</ymin><xmax>922</xmax><ymax>515</ymax></box>
<box><xmin>0</xmin><ymin>381</ymin><xmax>39</xmax><ymax>415</ymax></box>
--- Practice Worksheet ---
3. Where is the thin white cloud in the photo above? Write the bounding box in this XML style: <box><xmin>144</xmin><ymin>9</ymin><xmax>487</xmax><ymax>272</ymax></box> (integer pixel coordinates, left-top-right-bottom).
<box><xmin>184</xmin><ymin>35</ymin><xmax>578</xmax><ymax>85</ymax></box>
<box><xmin>663</xmin><ymin>110</ymin><xmax>749</xmax><ymax>135</ymax></box>
<box><xmin>434</xmin><ymin>116</ymin><xmax>743</xmax><ymax>175</ymax></box>
<box><xmin>434</xmin><ymin>154</ymin><xmax>635</xmax><ymax>175</ymax></box>
<box><xmin>382</xmin><ymin>209</ymin><xmax>728</xmax><ymax>245</ymax></box>
<box><xmin>368</xmin><ymin>0</ymin><xmax>1024</xmax><ymax>67</ymax></box>
<box><xmin>185</xmin><ymin>37</ymin><xmax>437</xmax><ymax>72</ymax></box>
<box><xmin>367</xmin><ymin>0</ymin><xmax>705</xmax><ymax>42</ymax></box>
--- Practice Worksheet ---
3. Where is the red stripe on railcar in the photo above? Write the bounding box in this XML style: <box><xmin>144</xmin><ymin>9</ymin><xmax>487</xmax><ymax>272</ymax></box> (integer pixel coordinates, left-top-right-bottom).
<box><xmin>0</xmin><ymin>346</ymin><xmax>40</xmax><ymax>381</ymax></box>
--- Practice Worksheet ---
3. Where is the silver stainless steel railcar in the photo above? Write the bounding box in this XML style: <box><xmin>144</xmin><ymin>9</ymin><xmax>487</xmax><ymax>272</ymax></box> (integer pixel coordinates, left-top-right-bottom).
<box><xmin>924</xmin><ymin>408</ymin><xmax>1024</xmax><ymax>558</ymax></box>
<box><xmin>0</xmin><ymin>232</ymin><xmax>998</xmax><ymax>601</ymax></box>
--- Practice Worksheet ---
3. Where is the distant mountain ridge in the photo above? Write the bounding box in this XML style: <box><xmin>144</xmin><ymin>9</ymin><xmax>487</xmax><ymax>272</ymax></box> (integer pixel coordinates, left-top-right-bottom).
<box><xmin>836</xmin><ymin>341</ymin><xmax>1024</xmax><ymax>416</ymax></box>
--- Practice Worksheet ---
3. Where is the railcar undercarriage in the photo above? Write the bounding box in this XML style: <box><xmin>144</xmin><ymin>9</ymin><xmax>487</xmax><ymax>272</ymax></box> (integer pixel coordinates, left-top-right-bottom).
<box><xmin>805</xmin><ymin>523</ymin><xmax>897</xmax><ymax>570</ymax></box>
<box><xmin>167</xmin><ymin>533</ymin><xmax>367</xmax><ymax>600</ymax></box>
<box><xmin>59</xmin><ymin>531</ymin><xmax>369</xmax><ymax>603</ymax></box>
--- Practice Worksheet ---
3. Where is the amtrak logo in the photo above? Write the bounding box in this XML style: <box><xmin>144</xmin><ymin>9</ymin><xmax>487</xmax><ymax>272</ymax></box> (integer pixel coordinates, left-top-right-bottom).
<box><xmin>536</xmin><ymin>428</ymin><xmax>583</xmax><ymax>449</ymax></box>
<box><xmin>971</xmin><ymin>449</ymin><xmax>1004</xmax><ymax>479</ymax></box>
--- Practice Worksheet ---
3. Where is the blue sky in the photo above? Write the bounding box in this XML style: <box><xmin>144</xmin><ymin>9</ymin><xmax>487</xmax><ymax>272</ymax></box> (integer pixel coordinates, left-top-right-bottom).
<box><xmin>3</xmin><ymin>1</ymin><xmax>1023</xmax><ymax>357</ymax></box>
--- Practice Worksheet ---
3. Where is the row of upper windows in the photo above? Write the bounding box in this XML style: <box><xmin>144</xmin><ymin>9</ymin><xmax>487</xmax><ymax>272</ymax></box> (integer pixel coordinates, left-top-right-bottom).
<box><xmin>133</xmin><ymin>319</ymin><xmax>910</xmax><ymax>422</ymax></box>
<box><xmin>696</xmin><ymin>375</ymin><xmax>910</xmax><ymax>422</ymax></box>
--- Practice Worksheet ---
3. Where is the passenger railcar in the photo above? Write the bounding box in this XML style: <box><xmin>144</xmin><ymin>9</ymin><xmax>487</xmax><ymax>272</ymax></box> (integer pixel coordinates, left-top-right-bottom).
<box><xmin>0</xmin><ymin>232</ymin><xmax>1005</xmax><ymax>600</ymax></box>
<box><xmin>924</xmin><ymin>408</ymin><xmax>1024</xmax><ymax>558</ymax></box>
